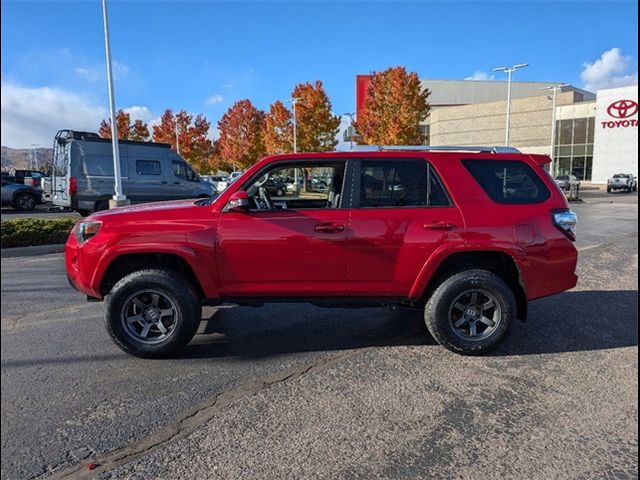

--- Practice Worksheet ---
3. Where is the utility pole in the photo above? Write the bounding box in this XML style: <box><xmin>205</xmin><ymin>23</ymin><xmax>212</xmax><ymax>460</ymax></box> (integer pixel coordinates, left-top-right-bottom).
<box><xmin>101</xmin><ymin>0</ymin><xmax>129</xmax><ymax>208</ymax></box>
<box><xmin>493</xmin><ymin>63</ymin><xmax>529</xmax><ymax>146</ymax></box>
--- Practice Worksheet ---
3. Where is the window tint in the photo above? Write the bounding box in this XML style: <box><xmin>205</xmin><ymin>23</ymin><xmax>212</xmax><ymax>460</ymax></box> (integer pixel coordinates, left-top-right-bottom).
<box><xmin>246</xmin><ymin>163</ymin><xmax>345</xmax><ymax>210</ymax></box>
<box><xmin>136</xmin><ymin>160</ymin><xmax>161</xmax><ymax>175</ymax></box>
<box><xmin>83</xmin><ymin>155</ymin><xmax>127</xmax><ymax>176</ymax></box>
<box><xmin>172</xmin><ymin>161</ymin><xmax>186</xmax><ymax>179</ymax></box>
<box><xmin>463</xmin><ymin>160</ymin><xmax>550</xmax><ymax>204</ymax></box>
<box><xmin>359</xmin><ymin>160</ymin><xmax>450</xmax><ymax>208</ymax></box>
<box><xmin>185</xmin><ymin>166</ymin><xmax>198</xmax><ymax>182</ymax></box>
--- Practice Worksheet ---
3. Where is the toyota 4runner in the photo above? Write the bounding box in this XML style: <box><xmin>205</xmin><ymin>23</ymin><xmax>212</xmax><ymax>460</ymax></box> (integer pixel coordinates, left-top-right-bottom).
<box><xmin>66</xmin><ymin>147</ymin><xmax>578</xmax><ymax>357</ymax></box>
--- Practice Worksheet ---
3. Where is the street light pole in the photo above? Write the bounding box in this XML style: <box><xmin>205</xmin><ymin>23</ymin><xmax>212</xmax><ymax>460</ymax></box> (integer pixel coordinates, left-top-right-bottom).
<box><xmin>175</xmin><ymin>119</ymin><xmax>180</xmax><ymax>155</ymax></box>
<box><xmin>101</xmin><ymin>0</ymin><xmax>127</xmax><ymax>207</ymax></box>
<box><xmin>342</xmin><ymin>113</ymin><xmax>356</xmax><ymax>149</ymax></box>
<box><xmin>493</xmin><ymin>63</ymin><xmax>529</xmax><ymax>146</ymax></box>
<box><xmin>287</xmin><ymin>98</ymin><xmax>300</xmax><ymax>153</ymax></box>
<box><xmin>540</xmin><ymin>83</ymin><xmax>569</xmax><ymax>176</ymax></box>
<box><xmin>30</xmin><ymin>144</ymin><xmax>39</xmax><ymax>170</ymax></box>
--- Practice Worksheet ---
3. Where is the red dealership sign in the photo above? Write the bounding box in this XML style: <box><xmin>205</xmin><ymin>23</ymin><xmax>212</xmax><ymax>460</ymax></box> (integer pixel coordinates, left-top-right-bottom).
<box><xmin>601</xmin><ymin>99</ymin><xmax>638</xmax><ymax>129</ymax></box>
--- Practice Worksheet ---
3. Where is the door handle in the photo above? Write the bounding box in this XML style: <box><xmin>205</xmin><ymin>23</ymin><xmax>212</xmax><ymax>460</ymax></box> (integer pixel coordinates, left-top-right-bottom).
<box><xmin>173</xmin><ymin>181</ymin><xmax>180</xmax><ymax>185</ymax></box>
<box><xmin>423</xmin><ymin>221</ymin><xmax>455</xmax><ymax>231</ymax></box>
<box><xmin>161</xmin><ymin>181</ymin><xmax>168</xmax><ymax>184</ymax></box>
<box><xmin>314</xmin><ymin>223</ymin><xmax>345</xmax><ymax>233</ymax></box>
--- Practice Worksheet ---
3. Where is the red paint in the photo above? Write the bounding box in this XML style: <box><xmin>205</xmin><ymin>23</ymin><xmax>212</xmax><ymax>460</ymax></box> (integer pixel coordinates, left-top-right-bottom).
<box><xmin>355</xmin><ymin>75</ymin><xmax>373</xmax><ymax>117</ymax></box>
<box><xmin>66</xmin><ymin>151</ymin><xmax>578</xmax><ymax>306</ymax></box>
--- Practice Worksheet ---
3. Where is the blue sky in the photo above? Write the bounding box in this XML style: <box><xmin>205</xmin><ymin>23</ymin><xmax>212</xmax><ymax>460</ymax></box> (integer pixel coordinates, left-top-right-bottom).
<box><xmin>2</xmin><ymin>0</ymin><xmax>638</xmax><ymax>147</ymax></box>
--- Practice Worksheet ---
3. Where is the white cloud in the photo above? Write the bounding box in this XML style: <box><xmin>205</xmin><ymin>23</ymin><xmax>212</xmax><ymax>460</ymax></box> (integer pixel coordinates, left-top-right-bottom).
<box><xmin>205</xmin><ymin>94</ymin><xmax>224</xmax><ymax>105</ymax></box>
<box><xmin>580</xmin><ymin>47</ymin><xmax>638</xmax><ymax>92</ymax></box>
<box><xmin>1</xmin><ymin>83</ymin><xmax>106</xmax><ymax>148</ymax></box>
<box><xmin>113</xmin><ymin>60</ymin><xmax>130</xmax><ymax>78</ymax></box>
<box><xmin>123</xmin><ymin>105</ymin><xmax>155</xmax><ymax>123</ymax></box>
<box><xmin>464</xmin><ymin>71</ymin><xmax>495</xmax><ymax>81</ymax></box>
<box><xmin>74</xmin><ymin>67</ymin><xmax>99</xmax><ymax>82</ymax></box>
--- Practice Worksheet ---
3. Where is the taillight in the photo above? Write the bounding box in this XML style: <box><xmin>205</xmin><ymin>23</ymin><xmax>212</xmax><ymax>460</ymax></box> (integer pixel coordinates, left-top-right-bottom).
<box><xmin>69</xmin><ymin>177</ymin><xmax>77</xmax><ymax>196</ymax></box>
<box><xmin>552</xmin><ymin>209</ymin><xmax>577</xmax><ymax>241</ymax></box>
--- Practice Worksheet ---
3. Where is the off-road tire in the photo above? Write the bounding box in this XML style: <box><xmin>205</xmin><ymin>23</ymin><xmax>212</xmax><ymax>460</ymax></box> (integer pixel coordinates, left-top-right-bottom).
<box><xmin>424</xmin><ymin>269</ymin><xmax>515</xmax><ymax>355</ymax></box>
<box><xmin>105</xmin><ymin>269</ymin><xmax>201</xmax><ymax>358</ymax></box>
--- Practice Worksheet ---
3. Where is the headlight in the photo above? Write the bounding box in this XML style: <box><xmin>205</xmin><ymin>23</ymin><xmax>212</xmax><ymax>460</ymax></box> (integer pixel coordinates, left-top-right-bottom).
<box><xmin>75</xmin><ymin>221</ymin><xmax>102</xmax><ymax>244</ymax></box>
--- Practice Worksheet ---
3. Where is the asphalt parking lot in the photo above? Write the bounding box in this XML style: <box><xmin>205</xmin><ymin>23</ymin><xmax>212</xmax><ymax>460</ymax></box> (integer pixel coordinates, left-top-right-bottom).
<box><xmin>1</xmin><ymin>190</ymin><xmax>637</xmax><ymax>480</ymax></box>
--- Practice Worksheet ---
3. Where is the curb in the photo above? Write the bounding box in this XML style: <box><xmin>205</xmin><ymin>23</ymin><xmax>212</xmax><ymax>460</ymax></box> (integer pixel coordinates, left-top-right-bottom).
<box><xmin>0</xmin><ymin>244</ymin><xmax>65</xmax><ymax>259</ymax></box>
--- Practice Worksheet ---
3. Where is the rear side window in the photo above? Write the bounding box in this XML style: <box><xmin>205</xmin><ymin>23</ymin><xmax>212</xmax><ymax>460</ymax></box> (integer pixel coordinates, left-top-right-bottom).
<box><xmin>359</xmin><ymin>159</ymin><xmax>450</xmax><ymax>208</ymax></box>
<box><xmin>463</xmin><ymin>160</ymin><xmax>550</xmax><ymax>204</ymax></box>
<box><xmin>136</xmin><ymin>160</ymin><xmax>161</xmax><ymax>175</ymax></box>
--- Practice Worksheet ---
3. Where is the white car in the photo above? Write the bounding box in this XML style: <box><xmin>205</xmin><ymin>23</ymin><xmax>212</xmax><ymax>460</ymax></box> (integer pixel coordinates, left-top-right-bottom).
<box><xmin>607</xmin><ymin>174</ymin><xmax>638</xmax><ymax>193</ymax></box>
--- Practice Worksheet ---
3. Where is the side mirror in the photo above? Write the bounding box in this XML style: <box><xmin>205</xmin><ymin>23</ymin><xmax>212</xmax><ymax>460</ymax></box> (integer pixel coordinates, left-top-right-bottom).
<box><xmin>226</xmin><ymin>190</ymin><xmax>249</xmax><ymax>212</ymax></box>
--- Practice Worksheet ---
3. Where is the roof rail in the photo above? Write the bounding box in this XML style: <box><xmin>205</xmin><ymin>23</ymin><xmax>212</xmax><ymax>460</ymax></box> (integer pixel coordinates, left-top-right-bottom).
<box><xmin>349</xmin><ymin>145</ymin><xmax>521</xmax><ymax>154</ymax></box>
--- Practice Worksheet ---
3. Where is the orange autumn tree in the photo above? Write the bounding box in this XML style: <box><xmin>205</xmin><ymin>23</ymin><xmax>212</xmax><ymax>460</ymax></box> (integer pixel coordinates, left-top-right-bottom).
<box><xmin>99</xmin><ymin>110</ymin><xmax>149</xmax><ymax>141</ymax></box>
<box><xmin>291</xmin><ymin>81</ymin><xmax>340</xmax><ymax>152</ymax></box>
<box><xmin>216</xmin><ymin>100</ymin><xmax>265</xmax><ymax>171</ymax></box>
<box><xmin>130</xmin><ymin>120</ymin><xmax>150</xmax><ymax>141</ymax></box>
<box><xmin>152</xmin><ymin>109</ymin><xmax>215</xmax><ymax>173</ymax></box>
<box><xmin>262</xmin><ymin>100</ymin><xmax>293</xmax><ymax>155</ymax></box>
<box><xmin>355</xmin><ymin>66</ymin><xmax>430</xmax><ymax>145</ymax></box>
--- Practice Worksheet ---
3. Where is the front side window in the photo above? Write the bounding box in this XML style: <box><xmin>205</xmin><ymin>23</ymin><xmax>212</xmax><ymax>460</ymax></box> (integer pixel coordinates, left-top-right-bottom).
<box><xmin>463</xmin><ymin>160</ymin><xmax>551</xmax><ymax>204</ymax></box>
<box><xmin>245</xmin><ymin>162</ymin><xmax>345</xmax><ymax>210</ymax></box>
<box><xmin>358</xmin><ymin>159</ymin><xmax>450</xmax><ymax>208</ymax></box>
<box><xmin>172</xmin><ymin>161</ymin><xmax>187</xmax><ymax>179</ymax></box>
<box><xmin>136</xmin><ymin>160</ymin><xmax>161</xmax><ymax>176</ymax></box>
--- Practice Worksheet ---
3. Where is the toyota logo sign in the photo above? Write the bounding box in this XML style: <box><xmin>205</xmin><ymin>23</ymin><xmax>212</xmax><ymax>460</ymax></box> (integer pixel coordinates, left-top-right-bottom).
<box><xmin>607</xmin><ymin>99</ymin><xmax>638</xmax><ymax>119</ymax></box>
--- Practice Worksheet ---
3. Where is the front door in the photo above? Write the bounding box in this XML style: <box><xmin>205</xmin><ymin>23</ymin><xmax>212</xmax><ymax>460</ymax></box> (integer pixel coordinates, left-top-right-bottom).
<box><xmin>347</xmin><ymin>158</ymin><xmax>464</xmax><ymax>297</ymax></box>
<box><xmin>216</xmin><ymin>160</ymin><xmax>349</xmax><ymax>297</ymax></box>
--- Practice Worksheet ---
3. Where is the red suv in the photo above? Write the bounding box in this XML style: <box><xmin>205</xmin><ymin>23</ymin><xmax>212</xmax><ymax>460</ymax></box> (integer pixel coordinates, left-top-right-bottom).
<box><xmin>66</xmin><ymin>148</ymin><xmax>578</xmax><ymax>357</ymax></box>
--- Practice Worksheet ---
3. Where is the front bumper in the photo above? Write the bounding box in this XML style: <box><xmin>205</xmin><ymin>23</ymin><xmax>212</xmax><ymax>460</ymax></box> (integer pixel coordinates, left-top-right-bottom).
<box><xmin>65</xmin><ymin>232</ymin><xmax>103</xmax><ymax>299</ymax></box>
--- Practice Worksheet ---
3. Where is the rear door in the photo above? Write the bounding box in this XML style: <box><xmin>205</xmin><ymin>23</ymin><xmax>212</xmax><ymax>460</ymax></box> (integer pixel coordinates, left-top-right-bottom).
<box><xmin>347</xmin><ymin>158</ymin><xmax>464</xmax><ymax>297</ymax></box>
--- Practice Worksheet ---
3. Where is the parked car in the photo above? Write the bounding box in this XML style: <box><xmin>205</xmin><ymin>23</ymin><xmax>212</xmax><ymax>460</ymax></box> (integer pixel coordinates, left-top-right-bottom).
<box><xmin>607</xmin><ymin>173</ymin><xmax>637</xmax><ymax>193</ymax></box>
<box><xmin>554</xmin><ymin>174</ymin><xmax>581</xmax><ymax>191</ymax></box>
<box><xmin>1</xmin><ymin>169</ymin><xmax>47</xmax><ymax>187</ymax></box>
<box><xmin>1</xmin><ymin>178</ymin><xmax>43</xmax><ymax>210</ymax></box>
<box><xmin>66</xmin><ymin>146</ymin><xmax>578</xmax><ymax>358</ymax></box>
<box><xmin>51</xmin><ymin>130</ymin><xmax>214</xmax><ymax>216</ymax></box>
<box><xmin>229</xmin><ymin>171</ymin><xmax>244</xmax><ymax>182</ymax></box>
<box><xmin>202</xmin><ymin>175</ymin><xmax>231</xmax><ymax>193</ymax></box>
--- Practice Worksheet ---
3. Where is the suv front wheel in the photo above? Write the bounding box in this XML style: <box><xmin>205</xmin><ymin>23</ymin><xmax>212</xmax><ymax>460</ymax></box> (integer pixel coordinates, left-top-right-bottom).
<box><xmin>105</xmin><ymin>269</ymin><xmax>201</xmax><ymax>358</ymax></box>
<box><xmin>424</xmin><ymin>270</ymin><xmax>515</xmax><ymax>355</ymax></box>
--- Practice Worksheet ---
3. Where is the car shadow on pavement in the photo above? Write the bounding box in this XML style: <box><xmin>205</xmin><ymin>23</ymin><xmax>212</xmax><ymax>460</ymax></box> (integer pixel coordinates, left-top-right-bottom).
<box><xmin>494</xmin><ymin>289</ymin><xmax>638</xmax><ymax>356</ymax></box>
<box><xmin>181</xmin><ymin>289</ymin><xmax>637</xmax><ymax>359</ymax></box>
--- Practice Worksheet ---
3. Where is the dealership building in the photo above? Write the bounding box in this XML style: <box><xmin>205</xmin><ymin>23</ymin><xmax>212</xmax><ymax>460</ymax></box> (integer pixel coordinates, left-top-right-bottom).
<box><xmin>354</xmin><ymin>76</ymin><xmax>638</xmax><ymax>183</ymax></box>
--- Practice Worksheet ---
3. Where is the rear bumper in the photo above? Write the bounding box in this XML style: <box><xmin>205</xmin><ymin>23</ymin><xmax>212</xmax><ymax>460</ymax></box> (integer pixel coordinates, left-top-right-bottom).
<box><xmin>523</xmin><ymin>238</ymin><xmax>579</xmax><ymax>301</ymax></box>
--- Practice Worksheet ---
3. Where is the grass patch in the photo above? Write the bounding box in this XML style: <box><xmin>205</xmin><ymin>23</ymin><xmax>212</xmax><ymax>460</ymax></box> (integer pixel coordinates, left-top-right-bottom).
<box><xmin>1</xmin><ymin>218</ymin><xmax>77</xmax><ymax>248</ymax></box>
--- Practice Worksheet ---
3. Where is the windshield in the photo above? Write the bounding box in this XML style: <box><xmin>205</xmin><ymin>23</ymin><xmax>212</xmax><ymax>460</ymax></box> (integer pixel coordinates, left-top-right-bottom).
<box><xmin>556</xmin><ymin>175</ymin><xmax>569</xmax><ymax>180</ymax></box>
<box><xmin>613</xmin><ymin>174</ymin><xmax>630</xmax><ymax>178</ymax></box>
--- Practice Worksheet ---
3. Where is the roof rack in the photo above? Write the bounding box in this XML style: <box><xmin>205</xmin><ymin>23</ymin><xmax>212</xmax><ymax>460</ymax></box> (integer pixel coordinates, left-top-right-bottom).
<box><xmin>349</xmin><ymin>145</ymin><xmax>521</xmax><ymax>154</ymax></box>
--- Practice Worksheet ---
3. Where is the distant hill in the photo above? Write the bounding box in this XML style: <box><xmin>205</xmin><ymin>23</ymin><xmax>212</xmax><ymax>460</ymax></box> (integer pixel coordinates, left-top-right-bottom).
<box><xmin>1</xmin><ymin>146</ymin><xmax>53</xmax><ymax>173</ymax></box>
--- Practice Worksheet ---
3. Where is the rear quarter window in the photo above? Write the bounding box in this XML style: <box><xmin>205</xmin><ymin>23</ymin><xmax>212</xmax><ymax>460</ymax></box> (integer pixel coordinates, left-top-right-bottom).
<box><xmin>463</xmin><ymin>159</ymin><xmax>550</xmax><ymax>204</ymax></box>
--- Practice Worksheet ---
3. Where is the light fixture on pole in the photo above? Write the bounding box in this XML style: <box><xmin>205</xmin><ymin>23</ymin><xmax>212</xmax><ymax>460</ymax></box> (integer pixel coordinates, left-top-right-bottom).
<box><xmin>540</xmin><ymin>83</ymin><xmax>569</xmax><ymax>175</ymax></box>
<box><xmin>342</xmin><ymin>113</ymin><xmax>356</xmax><ymax>149</ymax></box>
<box><xmin>101</xmin><ymin>0</ymin><xmax>128</xmax><ymax>207</ymax></box>
<box><xmin>493</xmin><ymin>63</ymin><xmax>529</xmax><ymax>146</ymax></box>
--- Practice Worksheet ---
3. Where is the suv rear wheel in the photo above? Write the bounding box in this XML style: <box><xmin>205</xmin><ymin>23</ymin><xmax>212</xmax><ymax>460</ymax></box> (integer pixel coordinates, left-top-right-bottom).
<box><xmin>424</xmin><ymin>270</ymin><xmax>515</xmax><ymax>355</ymax></box>
<box><xmin>105</xmin><ymin>269</ymin><xmax>201</xmax><ymax>358</ymax></box>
